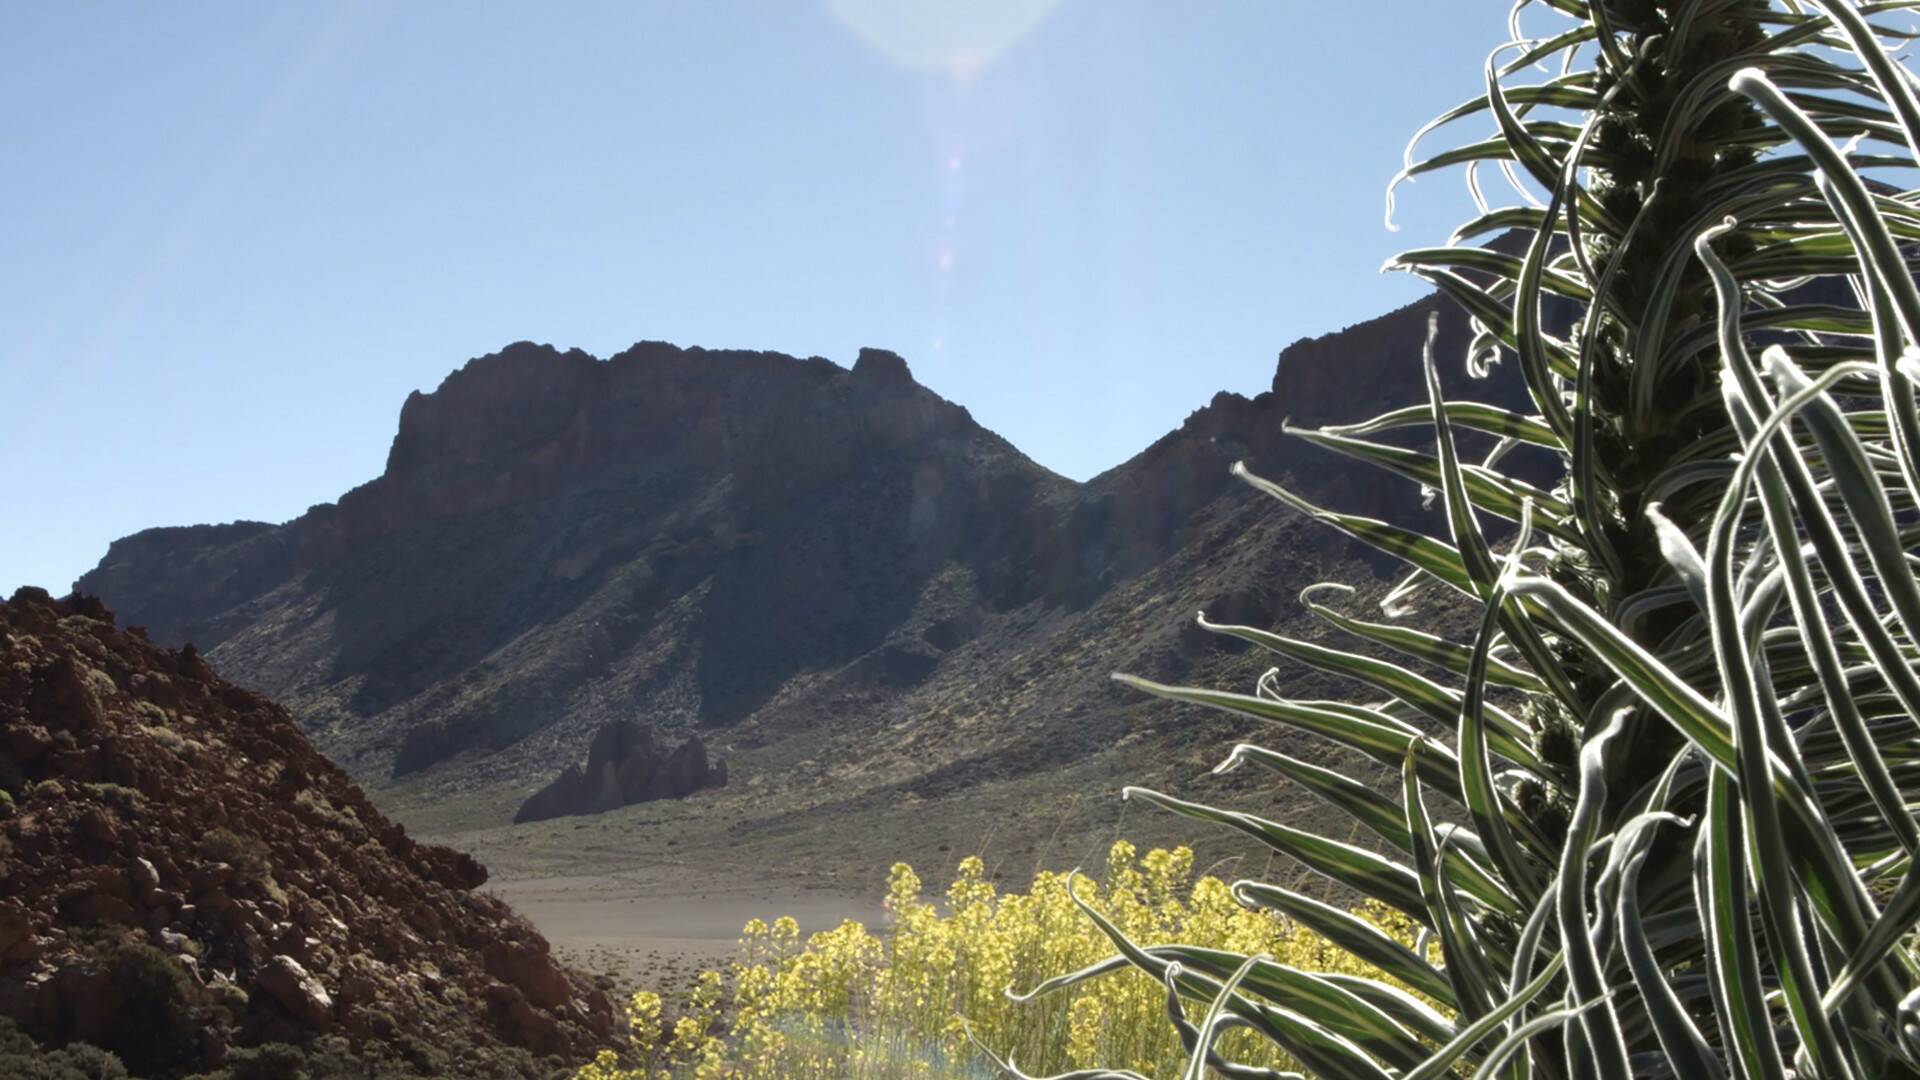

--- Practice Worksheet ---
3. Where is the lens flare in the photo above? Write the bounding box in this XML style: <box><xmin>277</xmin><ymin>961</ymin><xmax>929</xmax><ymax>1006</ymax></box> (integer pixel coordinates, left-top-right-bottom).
<box><xmin>826</xmin><ymin>0</ymin><xmax>1062</xmax><ymax>76</ymax></box>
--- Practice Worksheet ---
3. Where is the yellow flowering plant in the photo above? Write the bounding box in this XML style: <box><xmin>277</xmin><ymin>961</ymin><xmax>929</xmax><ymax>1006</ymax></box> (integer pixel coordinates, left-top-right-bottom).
<box><xmin>574</xmin><ymin>841</ymin><xmax>1432</xmax><ymax>1079</ymax></box>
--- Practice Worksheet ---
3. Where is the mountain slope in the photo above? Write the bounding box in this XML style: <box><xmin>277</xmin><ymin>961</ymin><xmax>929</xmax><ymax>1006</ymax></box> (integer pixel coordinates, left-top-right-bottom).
<box><xmin>74</xmin><ymin>288</ymin><xmax>1523</xmax><ymax>875</ymax></box>
<box><xmin>0</xmin><ymin>587</ymin><xmax>613</xmax><ymax>1077</ymax></box>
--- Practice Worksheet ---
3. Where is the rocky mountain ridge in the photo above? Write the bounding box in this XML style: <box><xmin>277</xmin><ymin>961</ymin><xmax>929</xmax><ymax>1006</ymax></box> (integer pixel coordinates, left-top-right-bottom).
<box><xmin>73</xmin><ymin>284</ymin><xmax>1526</xmax><ymax>871</ymax></box>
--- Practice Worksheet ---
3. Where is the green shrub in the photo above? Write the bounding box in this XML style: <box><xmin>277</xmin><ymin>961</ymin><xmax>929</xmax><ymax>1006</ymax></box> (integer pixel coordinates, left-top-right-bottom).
<box><xmin>292</xmin><ymin>788</ymin><xmax>362</xmax><ymax>833</ymax></box>
<box><xmin>207</xmin><ymin>976</ymin><xmax>249</xmax><ymax>1012</ymax></box>
<box><xmin>1018</xmin><ymin>4</ymin><xmax>1920</xmax><ymax>1078</ymax></box>
<box><xmin>101</xmin><ymin>939</ymin><xmax>207</xmax><ymax>1073</ymax></box>
<box><xmin>81</xmin><ymin>667</ymin><xmax>117</xmax><ymax>702</ymax></box>
<box><xmin>78</xmin><ymin>783</ymin><xmax>143</xmax><ymax>810</ymax></box>
<box><xmin>0</xmin><ymin>1015</ymin><xmax>129</xmax><ymax>1080</ymax></box>
<box><xmin>395</xmin><ymin>1033</ymin><xmax>451</xmax><ymax>1076</ymax></box>
<box><xmin>200</xmin><ymin>827</ymin><xmax>272</xmax><ymax>886</ymax></box>
<box><xmin>224</xmin><ymin>1042</ymin><xmax>313</xmax><ymax>1080</ymax></box>
<box><xmin>143</xmin><ymin>723</ymin><xmax>187</xmax><ymax>752</ymax></box>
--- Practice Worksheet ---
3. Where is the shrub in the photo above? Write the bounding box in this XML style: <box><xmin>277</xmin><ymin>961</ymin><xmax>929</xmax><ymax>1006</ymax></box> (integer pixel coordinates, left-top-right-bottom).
<box><xmin>78</xmin><ymin>783</ymin><xmax>144</xmax><ymax>810</ymax></box>
<box><xmin>394</xmin><ymin>1032</ymin><xmax>452</xmax><ymax>1076</ymax></box>
<box><xmin>293</xmin><ymin>789</ymin><xmax>363</xmax><ymax>834</ymax></box>
<box><xmin>101</xmin><ymin>939</ymin><xmax>208</xmax><ymax>1073</ymax></box>
<box><xmin>223</xmin><ymin>1042</ymin><xmax>314</xmax><ymax>1080</ymax></box>
<box><xmin>572</xmin><ymin>843</ymin><xmax>1429</xmax><ymax>1078</ymax></box>
<box><xmin>143</xmin><ymin>722</ymin><xmax>187</xmax><ymax>752</ymax></box>
<box><xmin>201</xmin><ymin>827</ymin><xmax>272</xmax><ymax>887</ymax></box>
<box><xmin>1045</xmin><ymin>3</ymin><xmax>1920</xmax><ymax>1077</ymax></box>
<box><xmin>0</xmin><ymin>1015</ymin><xmax>129</xmax><ymax>1080</ymax></box>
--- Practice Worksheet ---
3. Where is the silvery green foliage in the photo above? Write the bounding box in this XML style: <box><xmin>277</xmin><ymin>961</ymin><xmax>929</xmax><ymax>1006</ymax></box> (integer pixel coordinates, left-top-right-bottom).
<box><xmin>997</xmin><ymin>2</ymin><xmax>1920</xmax><ymax>1077</ymax></box>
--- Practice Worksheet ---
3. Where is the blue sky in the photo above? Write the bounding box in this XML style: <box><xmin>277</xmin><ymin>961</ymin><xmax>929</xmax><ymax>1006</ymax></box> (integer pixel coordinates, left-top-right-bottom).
<box><xmin>2</xmin><ymin>2</ymin><xmax>1503</xmax><ymax>596</ymax></box>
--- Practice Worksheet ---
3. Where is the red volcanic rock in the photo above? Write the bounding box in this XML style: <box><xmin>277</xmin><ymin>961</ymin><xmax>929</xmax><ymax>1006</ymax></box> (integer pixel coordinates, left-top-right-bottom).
<box><xmin>0</xmin><ymin>589</ymin><xmax>614</xmax><ymax>1076</ymax></box>
<box><xmin>482</xmin><ymin>940</ymin><xmax>572</xmax><ymax>1010</ymax></box>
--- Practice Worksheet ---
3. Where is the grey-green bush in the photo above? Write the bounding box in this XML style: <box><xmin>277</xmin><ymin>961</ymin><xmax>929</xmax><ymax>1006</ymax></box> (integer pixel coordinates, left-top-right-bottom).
<box><xmin>996</xmin><ymin>3</ymin><xmax>1920</xmax><ymax>1078</ymax></box>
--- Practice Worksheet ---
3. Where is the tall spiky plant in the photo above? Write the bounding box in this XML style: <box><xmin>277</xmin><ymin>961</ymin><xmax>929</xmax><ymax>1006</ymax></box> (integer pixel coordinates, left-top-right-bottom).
<box><xmin>985</xmin><ymin>2</ymin><xmax>1920</xmax><ymax>1077</ymax></box>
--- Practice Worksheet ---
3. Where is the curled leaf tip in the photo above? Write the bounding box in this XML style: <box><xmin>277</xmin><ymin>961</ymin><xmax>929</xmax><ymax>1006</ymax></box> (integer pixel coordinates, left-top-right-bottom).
<box><xmin>1727</xmin><ymin>66</ymin><xmax>1769</xmax><ymax>95</ymax></box>
<box><xmin>1299</xmin><ymin>581</ymin><xmax>1353</xmax><ymax>606</ymax></box>
<box><xmin>1213</xmin><ymin>745</ymin><xmax>1251</xmax><ymax>775</ymax></box>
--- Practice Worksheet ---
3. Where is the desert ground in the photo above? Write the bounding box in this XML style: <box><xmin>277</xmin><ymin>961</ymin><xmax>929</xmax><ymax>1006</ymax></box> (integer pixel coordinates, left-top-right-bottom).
<box><xmin>403</xmin><ymin>733</ymin><xmax>1333</xmax><ymax>1003</ymax></box>
<box><xmin>484</xmin><ymin>872</ymin><xmax>882</xmax><ymax>994</ymax></box>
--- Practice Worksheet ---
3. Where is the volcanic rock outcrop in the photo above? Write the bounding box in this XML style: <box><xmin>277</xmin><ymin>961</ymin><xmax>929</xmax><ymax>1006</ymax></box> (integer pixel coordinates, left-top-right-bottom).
<box><xmin>0</xmin><ymin>588</ymin><xmax>614</xmax><ymax>1077</ymax></box>
<box><xmin>514</xmin><ymin>721</ymin><xmax>726</xmax><ymax>824</ymax></box>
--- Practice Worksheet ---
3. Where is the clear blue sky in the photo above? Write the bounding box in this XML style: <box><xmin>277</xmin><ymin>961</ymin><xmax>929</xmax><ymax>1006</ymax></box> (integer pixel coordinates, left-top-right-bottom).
<box><xmin>3</xmin><ymin>2</ymin><xmax>1502</xmax><ymax>596</ymax></box>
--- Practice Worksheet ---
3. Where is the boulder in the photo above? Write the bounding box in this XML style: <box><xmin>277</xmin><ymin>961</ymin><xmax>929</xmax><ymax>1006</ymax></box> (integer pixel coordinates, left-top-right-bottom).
<box><xmin>29</xmin><ymin>655</ymin><xmax>105</xmax><ymax>733</ymax></box>
<box><xmin>482</xmin><ymin>939</ymin><xmax>572</xmax><ymax>1009</ymax></box>
<box><xmin>130</xmin><ymin>856</ymin><xmax>161</xmax><ymax>891</ymax></box>
<box><xmin>5</xmin><ymin>723</ymin><xmax>51</xmax><ymax>761</ymax></box>
<box><xmin>257</xmin><ymin>954</ymin><xmax>333</xmax><ymax>1028</ymax></box>
<box><xmin>483</xmin><ymin>983</ymin><xmax>567</xmax><ymax>1057</ymax></box>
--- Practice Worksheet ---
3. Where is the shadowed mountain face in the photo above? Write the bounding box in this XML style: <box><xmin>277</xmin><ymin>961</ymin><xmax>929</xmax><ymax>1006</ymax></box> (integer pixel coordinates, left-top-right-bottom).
<box><xmin>76</xmin><ymin>289</ymin><xmax>1525</xmax><ymax>826</ymax></box>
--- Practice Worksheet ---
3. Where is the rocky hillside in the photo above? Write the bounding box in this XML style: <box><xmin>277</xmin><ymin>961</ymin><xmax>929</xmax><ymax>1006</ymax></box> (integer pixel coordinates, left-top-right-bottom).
<box><xmin>72</xmin><ymin>286</ymin><xmax>1528</xmax><ymax>875</ymax></box>
<box><xmin>0</xmin><ymin>588</ymin><xmax>613</xmax><ymax>1078</ymax></box>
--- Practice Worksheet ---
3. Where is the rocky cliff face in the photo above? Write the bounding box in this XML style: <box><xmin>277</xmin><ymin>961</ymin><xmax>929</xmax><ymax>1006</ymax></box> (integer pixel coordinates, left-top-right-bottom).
<box><xmin>82</xmin><ymin>341</ymin><xmax>1078</xmax><ymax>781</ymax></box>
<box><xmin>73</xmin><ymin>284</ymin><xmax>1532</xmax><ymax>858</ymax></box>
<box><xmin>0</xmin><ymin>588</ymin><xmax>613</xmax><ymax>1077</ymax></box>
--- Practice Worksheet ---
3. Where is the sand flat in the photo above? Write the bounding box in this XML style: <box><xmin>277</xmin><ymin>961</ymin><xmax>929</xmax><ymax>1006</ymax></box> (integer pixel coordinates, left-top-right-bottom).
<box><xmin>486</xmin><ymin>872</ymin><xmax>883</xmax><ymax>992</ymax></box>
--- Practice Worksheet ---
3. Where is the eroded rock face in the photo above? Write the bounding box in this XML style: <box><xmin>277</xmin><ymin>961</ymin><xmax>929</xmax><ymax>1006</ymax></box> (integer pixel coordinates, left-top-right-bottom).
<box><xmin>78</xmin><ymin>341</ymin><xmax>1070</xmax><ymax>785</ymax></box>
<box><xmin>0</xmin><ymin>589</ymin><xmax>615</xmax><ymax>1076</ymax></box>
<box><xmin>513</xmin><ymin>721</ymin><xmax>726</xmax><ymax>824</ymax></box>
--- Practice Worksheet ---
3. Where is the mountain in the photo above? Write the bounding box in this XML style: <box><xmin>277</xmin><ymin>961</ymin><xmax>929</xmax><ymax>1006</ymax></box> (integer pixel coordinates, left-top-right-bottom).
<box><xmin>0</xmin><ymin>587</ymin><xmax>614</xmax><ymax>1077</ymax></box>
<box><xmin>73</xmin><ymin>288</ymin><xmax>1525</xmax><ymax>878</ymax></box>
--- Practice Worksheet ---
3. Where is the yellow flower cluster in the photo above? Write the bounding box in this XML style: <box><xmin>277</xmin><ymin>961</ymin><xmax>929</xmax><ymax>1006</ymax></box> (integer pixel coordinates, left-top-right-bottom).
<box><xmin>574</xmin><ymin>841</ymin><xmax>1431</xmax><ymax>1079</ymax></box>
